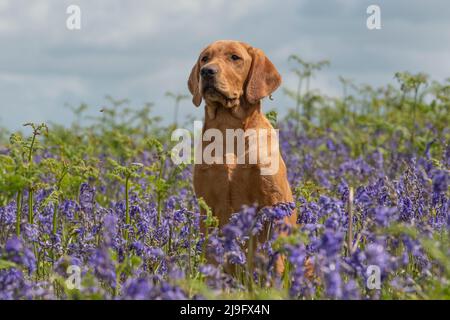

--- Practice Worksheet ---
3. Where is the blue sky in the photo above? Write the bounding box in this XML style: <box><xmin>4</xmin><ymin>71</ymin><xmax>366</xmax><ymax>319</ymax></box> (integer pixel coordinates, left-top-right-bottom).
<box><xmin>1</xmin><ymin>0</ymin><xmax>449</xmax><ymax>131</ymax></box>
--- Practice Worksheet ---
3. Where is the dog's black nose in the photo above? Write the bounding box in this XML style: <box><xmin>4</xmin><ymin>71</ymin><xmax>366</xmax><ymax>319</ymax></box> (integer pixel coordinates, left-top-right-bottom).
<box><xmin>200</xmin><ymin>65</ymin><xmax>218</xmax><ymax>78</ymax></box>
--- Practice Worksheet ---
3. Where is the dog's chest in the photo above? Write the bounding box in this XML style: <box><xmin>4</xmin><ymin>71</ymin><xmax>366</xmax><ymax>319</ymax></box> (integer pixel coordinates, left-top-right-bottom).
<box><xmin>194</xmin><ymin>105</ymin><xmax>275</xmax><ymax>213</ymax></box>
<box><xmin>194</xmin><ymin>163</ymin><xmax>261</xmax><ymax>211</ymax></box>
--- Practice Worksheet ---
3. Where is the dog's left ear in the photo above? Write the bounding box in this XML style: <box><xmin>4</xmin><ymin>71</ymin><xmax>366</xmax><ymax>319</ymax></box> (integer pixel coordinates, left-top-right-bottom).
<box><xmin>188</xmin><ymin>59</ymin><xmax>202</xmax><ymax>107</ymax></box>
<box><xmin>245</xmin><ymin>47</ymin><xmax>282</xmax><ymax>105</ymax></box>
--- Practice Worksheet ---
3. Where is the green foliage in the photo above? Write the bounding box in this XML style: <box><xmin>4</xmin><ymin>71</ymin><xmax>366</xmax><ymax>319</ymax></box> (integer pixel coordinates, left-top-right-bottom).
<box><xmin>0</xmin><ymin>63</ymin><xmax>448</xmax><ymax>300</ymax></box>
<box><xmin>265</xmin><ymin>110</ymin><xmax>278</xmax><ymax>128</ymax></box>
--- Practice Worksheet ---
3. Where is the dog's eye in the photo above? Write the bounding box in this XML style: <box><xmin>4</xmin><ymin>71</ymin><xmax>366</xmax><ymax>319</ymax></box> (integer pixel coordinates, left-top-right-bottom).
<box><xmin>231</xmin><ymin>54</ymin><xmax>241</xmax><ymax>61</ymax></box>
<box><xmin>201</xmin><ymin>56</ymin><xmax>209</xmax><ymax>63</ymax></box>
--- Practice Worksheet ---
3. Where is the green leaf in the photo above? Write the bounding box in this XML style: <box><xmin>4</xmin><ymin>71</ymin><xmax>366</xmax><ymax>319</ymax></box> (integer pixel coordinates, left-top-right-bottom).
<box><xmin>0</xmin><ymin>260</ymin><xmax>18</xmax><ymax>270</ymax></box>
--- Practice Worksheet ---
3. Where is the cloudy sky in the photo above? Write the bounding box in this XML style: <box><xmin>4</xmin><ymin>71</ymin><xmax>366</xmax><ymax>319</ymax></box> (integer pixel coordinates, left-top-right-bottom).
<box><xmin>0</xmin><ymin>0</ymin><xmax>449</xmax><ymax>131</ymax></box>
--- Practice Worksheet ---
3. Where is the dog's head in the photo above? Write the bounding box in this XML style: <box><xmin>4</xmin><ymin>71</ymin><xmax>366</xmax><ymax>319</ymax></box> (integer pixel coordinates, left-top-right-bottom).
<box><xmin>188</xmin><ymin>40</ymin><xmax>281</xmax><ymax>108</ymax></box>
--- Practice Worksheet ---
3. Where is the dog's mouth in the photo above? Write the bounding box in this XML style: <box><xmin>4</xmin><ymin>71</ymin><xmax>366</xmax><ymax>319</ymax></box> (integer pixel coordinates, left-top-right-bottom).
<box><xmin>202</xmin><ymin>85</ymin><xmax>229</xmax><ymax>99</ymax></box>
<box><xmin>202</xmin><ymin>85</ymin><xmax>240</xmax><ymax>108</ymax></box>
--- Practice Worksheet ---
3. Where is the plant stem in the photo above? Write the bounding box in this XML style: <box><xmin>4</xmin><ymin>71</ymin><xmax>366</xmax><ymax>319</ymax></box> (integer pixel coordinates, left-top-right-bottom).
<box><xmin>53</xmin><ymin>170</ymin><xmax>67</xmax><ymax>236</ymax></box>
<box><xmin>201</xmin><ymin>228</ymin><xmax>208</xmax><ymax>264</ymax></box>
<box><xmin>174</xmin><ymin>100</ymin><xmax>180</xmax><ymax>127</ymax></box>
<box><xmin>115</xmin><ymin>271</ymin><xmax>120</xmax><ymax>297</ymax></box>
<box><xmin>27</xmin><ymin>132</ymin><xmax>37</xmax><ymax>225</ymax></box>
<box><xmin>157</xmin><ymin>193</ymin><xmax>161</xmax><ymax>226</ymax></box>
<box><xmin>52</xmin><ymin>201</ymin><xmax>58</xmax><ymax>235</ymax></box>
<box><xmin>28</xmin><ymin>134</ymin><xmax>36</xmax><ymax>163</ymax></box>
<box><xmin>347</xmin><ymin>187</ymin><xmax>354</xmax><ymax>256</ymax></box>
<box><xmin>124</xmin><ymin>176</ymin><xmax>130</xmax><ymax>241</ymax></box>
<box><xmin>305</xmin><ymin>76</ymin><xmax>311</xmax><ymax>119</ymax></box>
<box><xmin>28</xmin><ymin>188</ymin><xmax>33</xmax><ymax>224</ymax></box>
<box><xmin>247</xmin><ymin>235</ymin><xmax>255</xmax><ymax>292</ymax></box>
<box><xmin>16</xmin><ymin>190</ymin><xmax>22</xmax><ymax>237</ymax></box>
<box><xmin>411</xmin><ymin>88</ymin><xmax>419</xmax><ymax>147</ymax></box>
<box><xmin>156</xmin><ymin>158</ymin><xmax>164</xmax><ymax>226</ymax></box>
<box><xmin>187</xmin><ymin>215</ymin><xmax>192</xmax><ymax>279</ymax></box>
<box><xmin>167</xmin><ymin>225</ymin><xmax>172</xmax><ymax>254</ymax></box>
<box><xmin>125</xmin><ymin>177</ymin><xmax>130</xmax><ymax>225</ymax></box>
<box><xmin>266</xmin><ymin>221</ymin><xmax>273</xmax><ymax>242</ymax></box>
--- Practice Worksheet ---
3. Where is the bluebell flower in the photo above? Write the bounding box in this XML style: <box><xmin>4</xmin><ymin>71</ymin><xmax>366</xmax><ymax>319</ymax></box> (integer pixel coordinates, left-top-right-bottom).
<box><xmin>4</xmin><ymin>237</ymin><xmax>36</xmax><ymax>274</ymax></box>
<box><xmin>373</xmin><ymin>206</ymin><xmax>397</xmax><ymax>227</ymax></box>
<box><xmin>0</xmin><ymin>268</ymin><xmax>31</xmax><ymax>300</ymax></box>
<box><xmin>325</xmin><ymin>269</ymin><xmax>342</xmax><ymax>299</ymax></box>
<box><xmin>363</xmin><ymin>243</ymin><xmax>394</xmax><ymax>280</ymax></box>
<box><xmin>89</xmin><ymin>247</ymin><xmax>116</xmax><ymax>288</ymax></box>
<box><xmin>122</xmin><ymin>277</ymin><xmax>153</xmax><ymax>300</ymax></box>
<box><xmin>432</xmin><ymin>171</ymin><xmax>447</xmax><ymax>194</ymax></box>
<box><xmin>79</xmin><ymin>183</ymin><xmax>96</xmax><ymax>214</ymax></box>
<box><xmin>343</xmin><ymin>280</ymin><xmax>360</xmax><ymax>300</ymax></box>
<box><xmin>319</xmin><ymin>229</ymin><xmax>344</xmax><ymax>258</ymax></box>
<box><xmin>261</xmin><ymin>202</ymin><xmax>295</xmax><ymax>221</ymax></box>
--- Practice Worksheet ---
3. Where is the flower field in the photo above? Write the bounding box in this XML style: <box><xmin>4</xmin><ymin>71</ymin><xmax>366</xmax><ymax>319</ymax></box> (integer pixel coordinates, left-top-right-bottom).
<box><xmin>0</xmin><ymin>69</ymin><xmax>449</xmax><ymax>300</ymax></box>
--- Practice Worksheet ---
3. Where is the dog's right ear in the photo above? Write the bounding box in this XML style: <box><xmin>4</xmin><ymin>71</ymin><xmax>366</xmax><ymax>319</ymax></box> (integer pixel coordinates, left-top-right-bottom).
<box><xmin>188</xmin><ymin>59</ymin><xmax>202</xmax><ymax>107</ymax></box>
